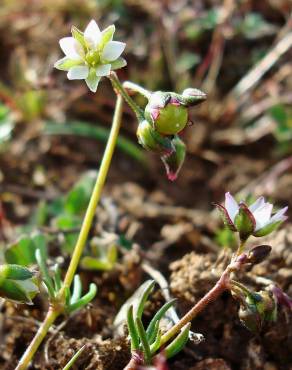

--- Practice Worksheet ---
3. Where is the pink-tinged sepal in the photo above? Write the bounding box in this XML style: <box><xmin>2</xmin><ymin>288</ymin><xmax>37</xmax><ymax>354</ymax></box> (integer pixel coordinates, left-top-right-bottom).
<box><xmin>234</xmin><ymin>202</ymin><xmax>256</xmax><ymax>241</ymax></box>
<box><xmin>161</xmin><ymin>136</ymin><xmax>186</xmax><ymax>181</ymax></box>
<box><xmin>169</xmin><ymin>97</ymin><xmax>181</xmax><ymax>106</ymax></box>
<box><xmin>214</xmin><ymin>203</ymin><xmax>237</xmax><ymax>231</ymax></box>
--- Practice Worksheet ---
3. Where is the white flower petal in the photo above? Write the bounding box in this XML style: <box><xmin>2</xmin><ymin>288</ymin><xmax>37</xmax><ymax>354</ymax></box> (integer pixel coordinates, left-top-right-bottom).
<box><xmin>254</xmin><ymin>203</ymin><xmax>273</xmax><ymax>230</ymax></box>
<box><xmin>59</xmin><ymin>37</ymin><xmax>84</xmax><ymax>59</ymax></box>
<box><xmin>249</xmin><ymin>196</ymin><xmax>265</xmax><ymax>213</ymax></box>
<box><xmin>67</xmin><ymin>66</ymin><xmax>89</xmax><ymax>80</ymax></box>
<box><xmin>225</xmin><ymin>192</ymin><xmax>239</xmax><ymax>222</ymax></box>
<box><xmin>269</xmin><ymin>206</ymin><xmax>288</xmax><ymax>223</ymax></box>
<box><xmin>84</xmin><ymin>20</ymin><xmax>101</xmax><ymax>49</ymax></box>
<box><xmin>101</xmin><ymin>41</ymin><xmax>126</xmax><ymax>61</ymax></box>
<box><xmin>95</xmin><ymin>64</ymin><xmax>111</xmax><ymax>76</ymax></box>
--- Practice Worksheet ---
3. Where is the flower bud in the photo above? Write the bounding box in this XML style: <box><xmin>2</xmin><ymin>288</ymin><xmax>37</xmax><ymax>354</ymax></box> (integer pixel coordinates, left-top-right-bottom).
<box><xmin>161</xmin><ymin>136</ymin><xmax>186</xmax><ymax>181</ymax></box>
<box><xmin>181</xmin><ymin>88</ymin><xmax>207</xmax><ymax>106</ymax></box>
<box><xmin>0</xmin><ymin>264</ymin><xmax>39</xmax><ymax>304</ymax></box>
<box><xmin>144</xmin><ymin>92</ymin><xmax>189</xmax><ymax>135</ymax></box>
<box><xmin>247</xmin><ymin>245</ymin><xmax>272</xmax><ymax>264</ymax></box>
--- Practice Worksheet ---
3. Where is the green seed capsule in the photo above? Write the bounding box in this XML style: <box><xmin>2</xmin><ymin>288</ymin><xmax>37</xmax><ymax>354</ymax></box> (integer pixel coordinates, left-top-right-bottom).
<box><xmin>144</xmin><ymin>92</ymin><xmax>188</xmax><ymax>135</ymax></box>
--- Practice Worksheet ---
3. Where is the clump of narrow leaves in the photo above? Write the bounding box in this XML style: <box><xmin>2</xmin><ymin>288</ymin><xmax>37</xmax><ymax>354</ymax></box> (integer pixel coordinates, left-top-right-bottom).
<box><xmin>124</xmin><ymin>280</ymin><xmax>190</xmax><ymax>367</ymax></box>
<box><xmin>36</xmin><ymin>248</ymin><xmax>97</xmax><ymax>313</ymax></box>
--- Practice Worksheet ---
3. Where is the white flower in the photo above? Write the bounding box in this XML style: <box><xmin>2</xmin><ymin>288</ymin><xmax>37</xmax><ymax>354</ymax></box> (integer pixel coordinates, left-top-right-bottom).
<box><xmin>54</xmin><ymin>20</ymin><xmax>127</xmax><ymax>92</ymax></box>
<box><xmin>222</xmin><ymin>192</ymin><xmax>288</xmax><ymax>237</ymax></box>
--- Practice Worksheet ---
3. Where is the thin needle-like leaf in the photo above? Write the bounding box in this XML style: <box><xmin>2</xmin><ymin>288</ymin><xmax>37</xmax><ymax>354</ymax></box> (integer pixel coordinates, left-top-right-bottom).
<box><xmin>135</xmin><ymin>317</ymin><xmax>152</xmax><ymax>364</ymax></box>
<box><xmin>70</xmin><ymin>274</ymin><xmax>82</xmax><ymax>304</ymax></box>
<box><xmin>146</xmin><ymin>299</ymin><xmax>176</xmax><ymax>343</ymax></box>
<box><xmin>127</xmin><ymin>305</ymin><xmax>140</xmax><ymax>351</ymax></box>
<box><xmin>165</xmin><ymin>323</ymin><xmax>191</xmax><ymax>359</ymax></box>
<box><xmin>67</xmin><ymin>283</ymin><xmax>97</xmax><ymax>313</ymax></box>
<box><xmin>136</xmin><ymin>280</ymin><xmax>155</xmax><ymax>320</ymax></box>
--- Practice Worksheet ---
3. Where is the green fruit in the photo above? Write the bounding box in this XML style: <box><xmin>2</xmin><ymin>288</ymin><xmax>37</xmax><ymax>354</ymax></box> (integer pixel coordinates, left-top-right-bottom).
<box><xmin>145</xmin><ymin>103</ymin><xmax>188</xmax><ymax>135</ymax></box>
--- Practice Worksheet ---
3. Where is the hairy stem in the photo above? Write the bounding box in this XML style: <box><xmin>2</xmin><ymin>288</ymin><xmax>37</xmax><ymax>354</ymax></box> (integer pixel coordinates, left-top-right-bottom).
<box><xmin>16</xmin><ymin>95</ymin><xmax>124</xmax><ymax>370</ymax></box>
<box><xmin>109</xmin><ymin>72</ymin><xmax>144</xmax><ymax>121</ymax></box>
<box><xmin>123</xmin><ymin>81</ymin><xmax>152</xmax><ymax>100</ymax></box>
<box><xmin>159</xmin><ymin>268</ymin><xmax>230</xmax><ymax>347</ymax></box>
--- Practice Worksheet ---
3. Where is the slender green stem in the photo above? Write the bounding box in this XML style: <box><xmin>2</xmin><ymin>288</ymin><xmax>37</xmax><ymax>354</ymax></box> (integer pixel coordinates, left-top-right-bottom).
<box><xmin>16</xmin><ymin>95</ymin><xmax>124</xmax><ymax>370</ymax></box>
<box><xmin>63</xmin><ymin>94</ymin><xmax>123</xmax><ymax>289</ymax></box>
<box><xmin>123</xmin><ymin>81</ymin><xmax>152</xmax><ymax>100</ymax></box>
<box><xmin>15</xmin><ymin>308</ymin><xmax>59</xmax><ymax>370</ymax></box>
<box><xmin>109</xmin><ymin>72</ymin><xmax>144</xmax><ymax>121</ymax></box>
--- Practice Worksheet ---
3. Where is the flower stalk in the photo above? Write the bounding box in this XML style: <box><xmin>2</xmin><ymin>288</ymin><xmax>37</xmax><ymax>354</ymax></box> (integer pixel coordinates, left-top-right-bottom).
<box><xmin>16</xmin><ymin>94</ymin><xmax>124</xmax><ymax>370</ymax></box>
<box><xmin>158</xmin><ymin>268</ymin><xmax>231</xmax><ymax>348</ymax></box>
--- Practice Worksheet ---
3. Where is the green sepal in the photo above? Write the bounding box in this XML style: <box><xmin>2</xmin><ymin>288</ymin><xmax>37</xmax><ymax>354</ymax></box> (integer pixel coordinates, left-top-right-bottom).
<box><xmin>85</xmin><ymin>68</ymin><xmax>101</xmax><ymax>93</ymax></box>
<box><xmin>234</xmin><ymin>203</ymin><xmax>255</xmax><ymax>241</ymax></box>
<box><xmin>165</xmin><ymin>323</ymin><xmax>191</xmax><ymax>359</ymax></box>
<box><xmin>253</xmin><ymin>221</ymin><xmax>282</xmax><ymax>237</ymax></box>
<box><xmin>127</xmin><ymin>305</ymin><xmax>140</xmax><ymax>351</ymax></box>
<box><xmin>137</xmin><ymin>120</ymin><xmax>173</xmax><ymax>153</ymax></box>
<box><xmin>54</xmin><ymin>57</ymin><xmax>83</xmax><ymax>71</ymax></box>
<box><xmin>71</xmin><ymin>26</ymin><xmax>86</xmax><ymax>49</ymax></box>
<box><xmin>111</xmin><ymin>57</ymin><xmax>127</xmax><ymax>71</ymax></box>
<box><xmin>100</xmin><ymin>25</ymin><xmax>115</xmax><ymax>49</ymax></box>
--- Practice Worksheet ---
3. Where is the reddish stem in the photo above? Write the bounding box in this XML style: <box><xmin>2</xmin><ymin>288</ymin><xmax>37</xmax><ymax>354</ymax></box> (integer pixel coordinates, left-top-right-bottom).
<box><xmin>124</xmin><ymin>350</ymin><xmax>144</xmax><ymax>370</ymax></box>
